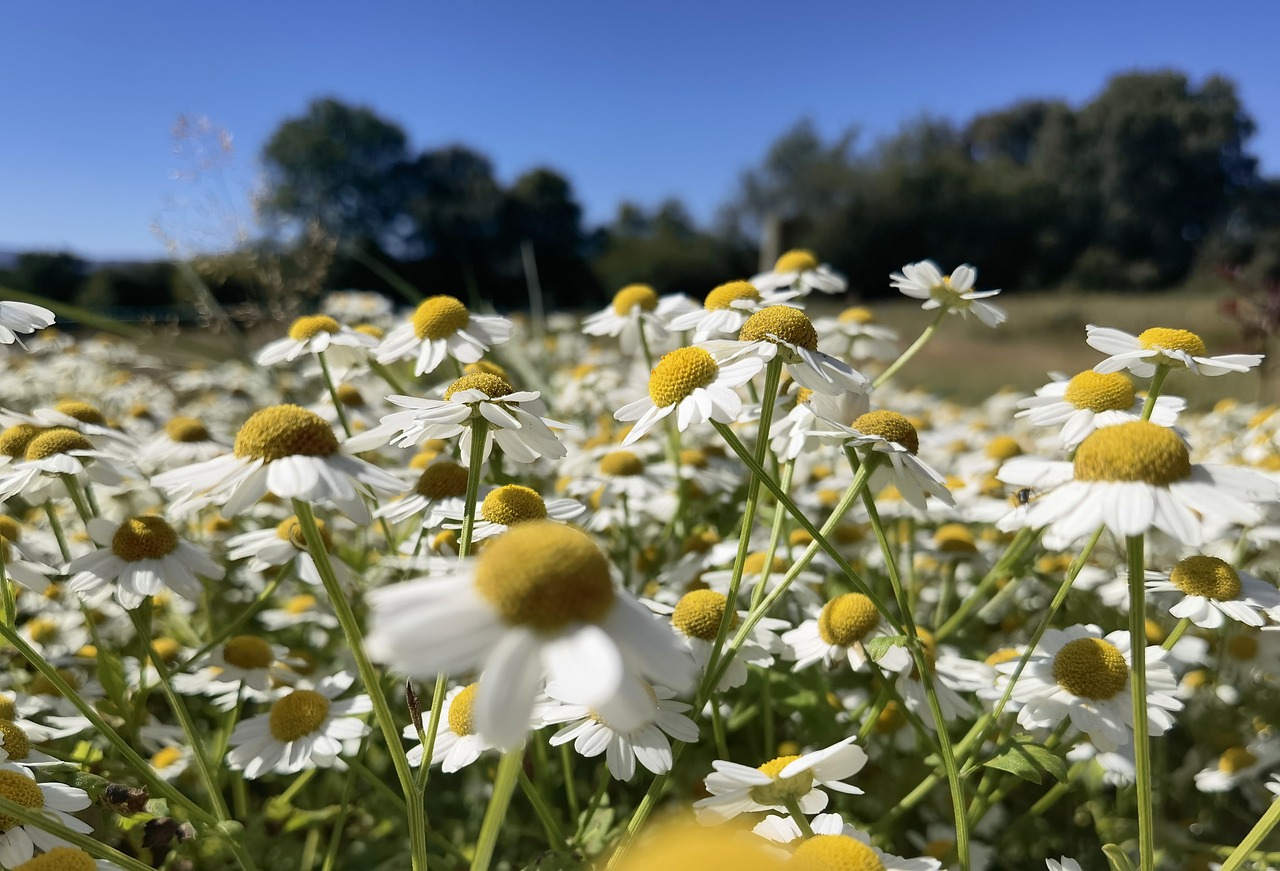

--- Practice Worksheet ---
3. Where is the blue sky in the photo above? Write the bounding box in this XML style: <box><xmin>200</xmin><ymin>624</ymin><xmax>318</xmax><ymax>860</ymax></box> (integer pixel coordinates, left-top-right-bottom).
<box><xmin>2</xmin><ymin>0</ymin><xmax>1278</xmax><ymax>259</ymax></box>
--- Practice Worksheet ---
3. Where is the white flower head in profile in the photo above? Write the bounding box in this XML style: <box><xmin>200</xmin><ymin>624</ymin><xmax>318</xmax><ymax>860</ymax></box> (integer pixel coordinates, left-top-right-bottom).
<box><xmin>1146</xmin><ymin>554</ymin><xmax>1280</xmax><ymax>629</ymax></box>
<box><xmin>667</xmin><ymin>280</ymin><xmax>798</xmax><ymax>342</ymax></box>
<box><xmin>891</xmin><ymin>260</ymin><xmax>1005</xmax><ymax>327</ymax></box>
<box><xmin>66</xmin><ymin>514</ymin><xmax>224</xmax><ymax>609</ymax></box>
<box><xmin>255</xmin><ymin>313</ymin><xmax>378</xmax><ymax>368</ymax></box>
<box><xmin>1016</xmin><ymin>370</ymin><xmax>1184</xmax><ymax>450</ymax></box>
<box><xmin>751</xmin><ymin>249</ymin><xmax>847</xmax><ymax>297</ymax></box>
<box><xmin>705</xmin><ymin>305</ymin><xmax>868</xmax><ymax>396</ymax></box>
<box><xmin>614</xmin><ymin>344</ymin><xmax>762</xmax><ymax>446</ymax></box>
<box><xmin>582</xmin><ymin>284</ymin><xmax>692</xmax><ymax>355</ymax></box>
<box><xmin>1086</xmin><ymin>324</ymin><xmax>1263</xmax><ymax>378</ymax></box>
<box><xmin>376</xmin><ymin>295</ymin><xmax>512</xmax><ymax>376</ymax></box>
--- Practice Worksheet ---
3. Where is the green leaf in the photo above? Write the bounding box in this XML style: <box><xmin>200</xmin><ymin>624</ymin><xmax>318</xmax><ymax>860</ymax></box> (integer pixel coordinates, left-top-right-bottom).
<box><xmin>1103</xmin><ymin>844</ymin><xmax>1137</xmax><ymax>871</ymax></box>
<box><xmin>865</xmin><ymin>635</ymin><xmax>908</xmax><ymax>661</ymax></box>
<box><xmin>982</xmin><ymin>744</ymin><xmax>1043</xmax><ymax>784</ymax></box>
<box><xmin>1019</xmin><ymin>741</ymin><xmax>1069</xmax><ymax>784</ymax></box>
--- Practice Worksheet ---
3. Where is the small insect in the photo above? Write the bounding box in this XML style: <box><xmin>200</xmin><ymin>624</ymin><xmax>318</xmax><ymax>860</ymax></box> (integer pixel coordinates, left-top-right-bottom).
<box><xmin>1009</xmin><ymin>487</ymin><xmax>1035</xmax><ymax>508</ymax></box>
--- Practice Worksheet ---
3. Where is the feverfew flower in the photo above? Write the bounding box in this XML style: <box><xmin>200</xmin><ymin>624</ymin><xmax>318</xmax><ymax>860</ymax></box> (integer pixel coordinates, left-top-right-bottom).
<box><xmin>750</xmin><ymin>249</ymin><xmax>847</xmax><ymax>297</ymax></box>
<box><xmin>368</xmin><ymin>522</ymin><xmax>696</xmax><ymax>750</ymax></box>
<box><xmin>812</xmin><ymin>306</ymin><xmax>900</xmax><ymax>362</ymax></box>
<box><xmin>614</xmin><ymin>345</ymin><xmax>762</xmax><ymax>446</ymax></box>
<box><xmin>437</xmin><ymin>484</ymin><xmax>584</xmax><ymax>541</ymax></box>
<box><xmin>667</xmin><ymin>280</ymin><xmax>796</xmax><ymax>342</ymax></box>
<box><xmin>1086</xmin><ymin>325</ymin><xmax>1263</xmax><ymax>378</ymax></box>
<box><xmin>255</xmin><ymin>314</ymin><xmax>378</xmax><ymax>368</ymax></box>
<box><xmin>707</xmin><ymin>305</ymin><xmax>868</xmax><ymax>396</ymax></box>
<box><xmin>997</xmin><ymin>421</ymin><xmax>1279</xmax><ymax>548</ymax></box>
<box><xmin>891</xmin><ymin>260</ymin><xmax>1005</xmax><ymax>327</ymax></box>
<box><xmin>693</xmin><ymin>737</ymin><xmax>866</xmax><ymax>823</ymax></box>
<box><xmin>811</xmin><ymin>407</ymin><xmax>953</xmax><ymax>511</ymax></box>
<box><xmin>582</xmin><ymin>284</ymin><xmax>691</xmax><ymax>355</ymax></box>
<box><xmin>1015</xmin><ymin>370</ymin><xmax>1183</xmax><ymax>450</ymax></box>
<box><xmin>1145</xmin><ymin>555</ymin><xmax>1280</xmax><ymax>629</ymax></box>
<box><xmin>66</xmin><ymin>515</ymin><xmax>224</xmax><ymax>609</ymax></box>
<box><xmin>784</xmin><ymin>592</ymin><xmax>911</xmax><ymax>674</ymax></box>
<box><xmin>755</xmin><ymin>813</ymin><xmax>941</xmax><ymax>871</ymax></box>
<box><xmin>376</xmin><ymin>295</ymin><xmax>512</xmax><ymax>376</ymax></box>
<box><xmin>0</xmin><ymin>768</ymin><xmax>92</xmax><ymax>866</ymax></box>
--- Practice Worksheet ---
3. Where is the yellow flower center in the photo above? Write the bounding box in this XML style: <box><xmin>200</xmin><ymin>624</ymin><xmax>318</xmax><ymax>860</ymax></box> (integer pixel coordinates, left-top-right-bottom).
<box><xmin>0</xmin><ymin>720</ymin><xmax>30</xmax><ymax>760</ymax></box>
<box><xmin>26</xmin><ymin>618</ymin><xmax>59</xmax><ymax>645</ymax></box>
<box><xmin>0</xmin><ymin>697</ymin><xmax>14</xmax><ymax>720</ymax></box>
<box><xmin>738</xmin><ymin>306</ymin><xmax>818</xmax><ymax>350</ymax></box>
<box><xmin>1073</xmin><ymin>421</ymin><xmax>1191</xmax><ymax>485</ymax></box>
<box><xmin>852</xmin><ymin>410</ymin><xmax>919</xmax><ymax>454</ymax></box>
<box><xmin>414</xmin><ymin>462</ymin><xmax>469</xmax><ymax>499</ymax></box>
<box><xmin>1063</xmin><ymin>371</ymin><xmax>1135</xmax><ymax>413</ymax></box>
<box><xmin>412</xmin><ymin>295</ymin><xmax>470</xmax><ymax>341</ymax></box>
<box><xmin>1219</xmin><ymin>746</ymin><xmax>1256</xmax><ymax>774</ymax></box>
<box><xmin>284</xmin><ymin>595</ymin><xmax>317</xmax><ymax>615</ymax></box>
<box><xmin>165</xmin><ymin>417</ymin><xmax>210</xmax><ymax>443</ymax></box>
<box><xmin>336</xmin><ymin>383</ymin><xmax>365</xmax><ymax>407</ymax></box>
<box><xmin>233</xmin><ymin>405</ymin><xmax>339</xmax><ymax>462</ymax></box>
<box><xmin>985</xmin><ymin>647</ymin><xmax>1021</xmax><ymax>667</ymax></box>
<box><xmin>13</xmin><ymin>847</ymin><xmax>98</xmax><ymax>871</ymax></box>
<box><xmin>790</xmin><ymin>835</ymin><xmax>885</xmax><ymax>871</ymax></box>
<box><xmin>680</xmin><ymin>448</ymin><xmax>709</xmax><ymax>468</ymax></box>
<box><xmin>480</xmin><ymin>485</ymin><xmax>548</xmax><ymax>526</ymax></box>
<box><xmin>599</xmin><ymin>451</ymin><xmax>644</xmax><ymax>477</ymax></box>
<box><xmin>984</xmin><ymin>435</ymin><xmax>1023</xmax><ymax>461</ymax></box>
<box><xmin>672</xmin><ymin>589</ymin><xmax>730</xmax><ymax>641</ymax></box>
<box><xmin>288</xmin><ymin>314</ymin><xmax>341</xmax><ymax>342</ymax></box>
<box><xmin>1137</xmin><ymin>327</ymin><xmax>1207</xmax><ymax>364</ymax></box>
<box><xmin>268</xmin><ymin>689</ymin><xmax>331</xmax><ymax>741</ymax></box>
<box><xmin>24</xmin><ymin>427</ymin><xmax>92</xmax><ymax>461</ymax></box>
<box><xmin>448</xmin><ymin>683</ymin><xmax>480</xmax><ymax>736</ymax></box>
<box><xmin>151</xmin><ymin>746</ymin><xmax>184</xmax><ymax>770</ymax></box>
<box><xmin>742</xmin><ymin>552</ymin><xmax>787</xmax><ymax>576</ymax></box>
<box><xmin>1170</xmin><ymin>555</ymin><xmax>1242</xmax><ymax>600</ymax></box>
<box><xmin>749</xmin><ymin>755</ymin><xmax>814</xmax><ymax>805</ymax></box>
<box><xmin>704</xmin><ymin>280</ymin><xmax>761</xmax><ymax>311</ymax></box>
<box><xmin>0</xmin><ymin>425</ymin><xmax>43</xmax><ymax>458</ymax></box>
<box><xmin>443</xmin><ymin>372</ymin><xmax>513</xmax><ymax>401</ymax></box>
<box><xmin>111</xmin><ymin>516</ymin><xmax>179</xmax><ymax>561</ymax></box>
<box><xmin>934</xmin><ymin>523</ymin><xmax>978</xmax><ymax>554</ymax></box>
<box><xmin>612</xmin><ymin>284</ymin><xmax>659</xmax><ymax>315</ymax></box>
<box><xmin>276</xmin><ymin>516</ymin><xmax>331</xmax><ymax>551</ymax></box>
<box><xmin>150</xmin><ymin>637</ymin><xmax>182</xmax><ymax>663</ymax></box>
<box><xmin>223</xmin><ymin>635</ymin><xmax>275</xmax><ymax>670</ymax></box>
<box><xmin>1052</xmin><ymin>637</ymin><xmax>1128</xmax><ymax>700</ymax></box>
<box><xmin>473</xmin><ymin>522</ymin><xmax>615</xmax><ymax>631</ymax></box>
<box><xmin>838</xmin><ymin>306</ymin><xmax>875</xmax><ymax>325</ymax></box>
<box><xmin>0</xmin><ymin>769</ymin><xmax>44</xmax><ymax>831</ymax></box>
<box><xmin>54</xmin><ymin>401</ymin><xmax>106</xmax><ymax>426</ymax></box>
<box><xmin>818</xmin><ymin>593</ymin><xmax>880</xmax><ymax>647</ymax></box>
<box><xmin>774</xmin><ymin>249</ymin><xmax>819</xmax><ymax>274</ymax></box>
<box><xmin>0</xmin><ymin>517</ymin><xmax>21</xmax><ymax>543</ymax></box>
<box><xmin>648</xmin><ymin>347</ymin><xmax>719</xmax><ymax>408</ymax></box>
<box><xmin>355</xmin><ymin>323</ymin><xmax>384</xmax><ymax>340</ymax></box>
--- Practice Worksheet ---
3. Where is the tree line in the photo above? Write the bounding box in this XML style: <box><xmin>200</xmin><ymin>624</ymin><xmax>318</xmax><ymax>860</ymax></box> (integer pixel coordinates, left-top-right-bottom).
<box><xmin>5</xmin><ymin>69</ymin><xmax>1278</xmax><ymax>317</ymax></box>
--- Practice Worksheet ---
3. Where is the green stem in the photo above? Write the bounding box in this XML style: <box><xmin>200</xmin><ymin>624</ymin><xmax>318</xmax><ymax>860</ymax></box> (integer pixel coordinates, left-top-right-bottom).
<box><xmin>751</xmin><ymin>460</ymin><xmax>793</xmax><ymax>610</ymax></box>
<box><xmin>519</xmin><ymin>767</ymin><xmax>570</xmax><ymax>851</ymax></box>
<box><xmin>1141</xmin><ymin>365</ymin><xmax>1170</xmax><ymax>421</ymax></box>
<box><xmin>180</xmin><ymin>564</ymin><xmax>288</xmax><ymax>671</ymax></box>
<box><xmin>471</xmin><ymin>749</ymin><xmax>523</xmax><ymax>871</ymax></box>
<box><xmin>0</xmin><ymin>543</ymin><xmax>13</xmax><ymax>628</ymax></box>
<box><xmin>318</xmin><ymin>350</ymin><xmax>353</xmax><ymax>439</ymax></box>
<box><xmin>873</xmin><ymin>307</ymin><xmax>947</xmax><ymax>389</ymax></box>
<box><xmin>936</xmin><ymin>528</ymin><xmax>1038</xmax><ymax>641</ymax></box>
<box><xmin>784</xmin><ymin>796</ymin><xmax>815</xmax><ymax>838</ymax></box>
<box><xmin>1218</xmin><ymin>795</ymin><xmax>1280</xmax><ymax>871</ymax></box>
<box><xmin>370</xmin><ymin>359</ymin><xmax>410</xmax><ymax>396</ymax></box>
<box><xmin>1128</xmin><ymin>534</ymin><xmax>1155</xmax><ymax>871</ymax></box>
<box><xmin>291</xmin><ymin>500</ymin><xmax>426</xmax><ymax>871</ymax></box>
<box><xmin>1161</xmin><ymin>616</ymin><xmax>1192</xmax><ymax>651</ymax></box>
<box><xmin>560</xmin><ymin>742</ymin><xmax>581</xmax><ymax>822</ymax></box>
<box><xmin>0</xmin><ymin>796</ymin><xmax>164</xmax><ymax>871</ymax></box>
<box><xmin>415</xmin><ymin>673</ymin><xmax>448</xmax><ymax>793</ymax></box>
<box><xmin>43</xmin><ymin>501</ymin><xmax>71</xmax><ymax>561</ymax></box>
<box><xmin>459</xmin><ymin>419</ymin><xmax>489</xmax><ymax>558</ymax></box>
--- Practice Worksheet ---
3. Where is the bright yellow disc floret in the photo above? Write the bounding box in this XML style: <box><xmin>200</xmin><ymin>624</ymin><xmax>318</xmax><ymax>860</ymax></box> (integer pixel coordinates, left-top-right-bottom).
<box><xmin>0</xmin><ymin>424</ymin><xmax>43</xmax><ymax>458</ymax></box>
<box><xmin>984</xmin><ymin>435</ymin><xmax>1023</xmax><ymax>461</ymax></box>
<box><xmin>0</xmin><ymin>769</ymin><xmax>45</xmax><ymax>831</ymax></box>
<box><xmin>443</xmin><ymin>372</ymin><xmax>513</xmax><ymax>401</ymax></box>
<box><xmin>789</xmin><ymin>834</ymin><xmax>886</xmax><ymax>871</ymax></box>
<box><xmin>648</xmin><ymin>347</ymin><xmax>719</xmax><ymax>408</ymax></box>
<box><xmin>276</xmin><ymin>516</ymin><xmax>331</xmax><ymax>551</ymax></box>
<box><xmin>222</xmin><ymin>635</ymin><xmax>276</xmax><ymax>670</ymax></box>
<box><xmin>671</xmin><ymin>589</ymin><xmax>729</xmax><ymax>641</ymax></box>
<box><xmin>818</xmin><ymin>593</ymin><xmax>880</xmax><ymax>647</ymax></box>
<box><xmin>480</xmin><ymin>485</ymin><xmax>548</xmax><ymax>526</ymax></box>
<box><xmin>111</xmin><ymin>516</ymin><xmax>179</xmax><ymax>561</ymax></box>
<box><xmin>1063</xmin><ymin>370</ymin><xmax>1136</xmax><ymax>413</ymax></box>
<box><xmin>612</xmin><ymin>284</ymin><xmax>659</xmax><ymax>315</ymax></box>
<box><xmin>13</xmin><ymin>847</ymin><xmax>98</xmax><ymax>871</ymax></box>
<box><xmin>1137</xmin><ymin>327</ymin><xmax>1207</xmax><ymax>361</ymax></box>
<box><xmin>738</xmin><ymin>306</ymin><xmax>818</xmax><ymax>350</ymax></box>
<box><xmin>934</xmin><ymin>523</ymin><xmax>977</xmax><ymax>553</ymax></box>
<box><xmin>234</xmin><ymin>405</ymin><xmax>339</xmax><ymax>462</ymax></box>
<box><xmin>1073</xmin><ymin>421</ymin><xmax>1191</xmax><ymax>485</ymax></box>
<box><xmin>24</xmin><ymin>427</ymin><xmax>92</xmax><ymax>461</ymax></box>
<box><xmin>749</xmin><ymin>755</ymin><xmax>814</xmax><ymax>806</ymax></box>
<box><xmin>851</xmin><ymin>410</ymin><xmax>919</xmax><ymax>454</ymax></box>
<box><xmin>269</xmin><ymin>689</ymin><xmax>330</xmax><ymax>741</ymax></box>
<box><xmin>473</xmin><ymin>522</ymin><xmax>615</xmax><ymax>630</ymax></box>
<box><xmin>288</xmin><ymin>314</ymin><xmax>341</xmax><ymax>341</ymax></box>
<box><xmin>1170</xmin><ymin>555</ymin><xmax>1242</xmax><ymax>600</ymax></box>
<box><xmin>774</xmin><ymin>249</ymin><xmax>819</xmax><ymax>273</ymax></box>
<box><xmin>704</xmin><ymin>280</ymin><xmax>761</xmax><ymax>311</ymax></box>
<box><xmin>1052</xmin><ymin>637</ymin><xmax>1128</xmax><ymax>700</ymax></box>
<box><xmin>742</xmin><ymin>552</ymin><xmax>787</xmax><ymax>575</ymax></box>
<box><xmin>838</xmin><ymin>306</ymin><xmax>876</xmax><ymax>325</ymax></box>
<box><xmin>414</xmin><ymin>461</ymin><xmax>469</xmax><ymax>499</ymax></box>
<box><xmin>448</xmin><ymin>683</ymin><xmax>480</xmax><ymax>737</ymax></box>
<box><xmin>0</xmin><ymin>720</ymin><xmax>31</xmax><ymax>760</ymax></box>
<box><xmin>1219</xmin><ymin>746</ymin><xmax>1257</xmax><ymax>774</ymax></box>
<box><xmin>54</xmin><ymin>401</ymin><xmax>106</xmax><ymax>426</ymax></box>
<box><xmin>599</xmin><ymin>451</ymin><xmax>645</xmax><ymax>477</ymax></box>
<box><xmin>412</xmin><ymin>295</ymin><xmax>470</xmax><ymax>341</ymax></box>
<box><xmin>165</xmin><ymin>417</ymin><xmax>210</xmax><ymax>443</ymax></box>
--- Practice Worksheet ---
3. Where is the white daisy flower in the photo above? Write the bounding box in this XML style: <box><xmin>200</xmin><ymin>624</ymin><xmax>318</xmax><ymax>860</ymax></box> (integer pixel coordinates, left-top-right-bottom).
<box><xmin>784</xmin><ymin>592</ymin><xmax>911</xmax><ymax>674</ymax></box>
<box><xmin>890</xmin><ymin>260</ymin><xmax>1005</xmax><ymax>327</ymax></box>
<box><xmin>137</xmin><ymin>417</ymin><xmax>229</xmax><ymax>472</ymax></box>
<box><xmin>65</xmin><ymin>515</ymin><xmax>223</xmax><ymax>609</ymax></box>
<box><xmin>403</xmin><ymin>682</ymin><xmax>529</xmax><ymax>773</ymax></box>
<box><xmin>152</xmin><ymin>404</ymin><xmax>403</xmax><ymax>524</ymax></box>
<box><xmin>649</xmin><ymin>589</ymin><xmax>785</xmax><ymax>692</ymax></box>
<box><xmin>614</xmin><ymin>345</ymin><xmax>762</xmax><ymax>446</ymax></box>
<box><xmin>0</xmin><ymin>300</ymin><xmax>55</xmax><ymax>348</ymax></box>
<box><xmin>582</xmin><ymin>284</ymin><xmax>692</xmax><ymax>355</ymax></box>
<box><xmin>810</xmin><ymin>406</ymin><xmax>953</xmax><ymax>510</ymax></box>
<box><xmin>812</xmin><ymin>305</ymin><xmax>900</xmax><ymax>361</ymax></box>
<box><xmin>174</xmin><ymin>634</ymin><xmax>301</xmax><ymax>706</ymax></box>
<box><xmin>345</xmin><ymin>373</ymin><xmax>570</xmax><ymax>465</ymax></box>
<box><xmin>996</xmin><ymin>625</ymin><xmax>1182</xmax><ymax>752</ymax></box>
<box><xmin>255</xmin><ymin>314</ymin><xmax>379</xmax><ymax>368</ymax></box>
<box><xmin>0</xmin><ymin>427</ymin><xmax>129</xmax><ymax>503</ymax></box>
<box><xmin>755</xmin><ymin>812</ymin><xmax>941</xmax><ymax>870</ymax></box>
<box><xmin>693</xmin><ymin>736</ymin><xmax>866</xmax><ymax>824</ymax></box>
<box><xmin>667</xmin><ymin>280</ymin><xmax>797</xmax><ymax>342</ymax></box>
<box><xmin>257</xmin><ymin>593</ymin><xmax>340</xmax><ymax>634</ymax></box>
<box><xmin>705</xmin><ymin>306</ymin><xmax>868</xmax><ymax>396</ymax></box>
<box><xmin>1047</xmin><ymin>859</ymin><xmax>1083</xmax><ymax>871</ymax></box>
<box><xmin>227</xmin><ymin>673</ymin><xmax>371</xmax><ymax>779</ymax></box>
<box><xmin>147</xmin><ymin>744</ymin><xmax>194</xmax><ymax>782</ymax></box>
<box><xmin>0</xmin><ymin>518</ymin><xmax>58</xmax><ymax>594</ymax></box>
<box><xmin>562</xmin><ymin>449</ymin><xmax>676</xmax><ymax>526</ymax></box>
<box><xmin>997</xmin><ymin>421</ymin><xmax>1280</xmax><ymax>548</ymax></box>
<box><xmin>376</xmin><ymin>295</ymin><xmax>512</xmax><ymax>376</ymax></box>
<box><xmin>1086</xmin><ymin>324</ymin><xmax>1263</xmax><ymax>378</ymax></box>
<box><xmin>1015</xmin><ymin>370</ymin><xmax>1184</xmax><ymax>449</ymax></box>
<box><xmin>368</xmin><ymin>521</ymin><xmax>696</xmax><ymax>750</ymax></box>
<box><xmin>1193</xmin><ymin>743</ymin><xmax>1280</xmax><ymax>793</ymax></box>
<box><xmin>437</xmin><ymin>484</ymin><xmax>584</xmax><ymax>541</ymax></box>
<box><xmin>1145</xmin><ymin>555</ymin><xmax>1280</xmax><ymax>629</ymax></box>
<box><xmin>12</xmin><ymin>846</ymin><xmax>116</xmax><ymax>870</ymax></box>
<box><xmin>0</xmin><ymin>719</ymin><xmax>62</xmax><ymax>771</ymax></box>
<box><xmin>376</xmin><ymin>459</ymin><xmax>469</xmax><ymax>526</ymax></box>
<box><xmin>542</xmin><ymin>678</ymin><xmax>697</xmax><ymax>781</ymax></box>
<box><xmin>751</xmin><ymin>249</ymin><xmax>848</xmax><ymax>297</ymax></box>
<box><xmin>225</xmin><ymin>515</ymin><xmax>361</xmax><ymax>589</ymax></box>
<box><xmin>0</xmin><ymin>768</ymin><xmax>92</xmax><ymax>866</ymax></box>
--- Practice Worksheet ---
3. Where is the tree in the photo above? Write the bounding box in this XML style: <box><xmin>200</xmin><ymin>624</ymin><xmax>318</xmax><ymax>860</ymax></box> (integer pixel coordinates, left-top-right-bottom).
<box><xmin>2</xmin><ymin>252</ymin><xmax>88</xmax><ymax>303</ymax></box>
<box><xmin>261</xmin><ymin>98</ymin><xmax>412</xmax><ymax>247</ymax></box>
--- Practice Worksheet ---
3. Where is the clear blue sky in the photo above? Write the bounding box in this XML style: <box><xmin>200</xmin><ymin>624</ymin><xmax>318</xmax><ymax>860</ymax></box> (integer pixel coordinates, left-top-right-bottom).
<box><xmin>2</xmin><ymin>0</ymin><xmax>1278</xmax><ymax>260</ymax></box>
